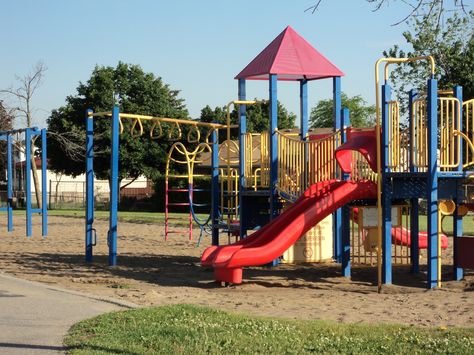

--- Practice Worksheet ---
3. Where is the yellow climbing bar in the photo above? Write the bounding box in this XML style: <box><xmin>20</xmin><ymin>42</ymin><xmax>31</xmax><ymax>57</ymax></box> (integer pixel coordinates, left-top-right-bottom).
<box><xmin>88</xmin><ymin>111</ymin><xmax>233</xmax><ymax>129</ymax></box>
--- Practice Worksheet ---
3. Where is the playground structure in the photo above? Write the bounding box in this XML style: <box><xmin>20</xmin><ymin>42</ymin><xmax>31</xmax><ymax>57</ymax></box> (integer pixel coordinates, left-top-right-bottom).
<box><xmin>0</xmin><ymin>127</ymin><xmax>48</xmax><ymax>237</ymax></box>
<box><xmin>84</xmin><ymin>26</ymin><xmax>474</xmax><ymax>290</ymax></box>
<box><xmin>200</xmin><ymin>26</ymin><xmax>474</xmax><ymax>289</ymax></box>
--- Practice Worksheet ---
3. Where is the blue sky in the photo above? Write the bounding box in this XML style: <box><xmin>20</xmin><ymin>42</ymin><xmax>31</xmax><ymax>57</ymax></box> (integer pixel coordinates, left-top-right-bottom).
<box><xmin>0</xmin><ymin>1</ymin><xmax>412</xmax><ymax>127</ymax></box>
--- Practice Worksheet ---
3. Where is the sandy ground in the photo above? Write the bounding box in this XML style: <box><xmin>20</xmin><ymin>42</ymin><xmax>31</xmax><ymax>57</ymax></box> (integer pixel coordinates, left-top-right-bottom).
<box><xmin>0</xmin><ymin>215</ymin><xmax>473</xmax><ymax>328</ymax></box>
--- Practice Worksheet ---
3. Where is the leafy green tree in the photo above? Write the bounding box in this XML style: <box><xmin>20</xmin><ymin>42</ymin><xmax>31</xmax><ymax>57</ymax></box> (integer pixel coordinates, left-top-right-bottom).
<box><xmin>384</xmin><ymin>9</ymin><xmax>474</xmax><ymax>102</ymax></box>
<box><xmin>47</xmin><ymin>62</ymin><xmax>189</xmax><ymax>182</ymax></box>
<box><xmin>310</xmin><ymin>93</ymin><xmax>376</xmax><ymax>128</ymax></box>
<box><xmin>200</xmin><ymin>100</ymin><xmax>296</xmax><ymax>132</ymax></box>
<box><xmin>199</xmin><ymin>105</ymin><xmax>226</xmax><ymax>124</ymax></box>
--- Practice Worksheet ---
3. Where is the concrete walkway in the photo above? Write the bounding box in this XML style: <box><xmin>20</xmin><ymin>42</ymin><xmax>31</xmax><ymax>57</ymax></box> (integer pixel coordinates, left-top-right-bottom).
<box><xmin>0</xmin><ymin>273</ymin><xmax>136</xmax><ymax>354</ymax></box>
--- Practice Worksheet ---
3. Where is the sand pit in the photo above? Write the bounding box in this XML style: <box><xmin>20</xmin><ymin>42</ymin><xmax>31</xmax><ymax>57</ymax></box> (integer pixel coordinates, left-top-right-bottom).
<box><xmin>0</xmin><ymin>215</ymin><xmax>473</xmax><ymax>328</ymax></box>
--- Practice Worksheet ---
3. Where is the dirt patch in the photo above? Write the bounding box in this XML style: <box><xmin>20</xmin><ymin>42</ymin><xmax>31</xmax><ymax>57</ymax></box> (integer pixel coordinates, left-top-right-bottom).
<box><xmin>0</xmin><ymin>215</ymin><xmax>473</xmax><ymax>328</ymax></box>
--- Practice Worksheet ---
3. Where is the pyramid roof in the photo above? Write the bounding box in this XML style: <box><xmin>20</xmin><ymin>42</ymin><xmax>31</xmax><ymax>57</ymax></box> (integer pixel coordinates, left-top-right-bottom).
<box><xmin>235</xmin><ymin>26</ymin><xmax>344</xmax><ymax>81</ymax></box>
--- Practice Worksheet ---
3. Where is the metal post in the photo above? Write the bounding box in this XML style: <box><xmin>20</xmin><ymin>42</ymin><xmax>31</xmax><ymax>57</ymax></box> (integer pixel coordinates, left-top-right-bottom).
<box><xmin>85</xmin><ymin>109</ymin><xmax>94</xmax><ymax>262</ymax></box>
<box><xmin>108</xmin><ymin>105</ymin><xmax>120</xmax><ymax>266</ymax></box>
<box><xmin>25</xmin><ymin>128</ymin><xmax>32</xmax><ymax>237</ymax></box>
<box><xmin>382</xmin><ymin>83</ymin><xmax>392</xmax><ymax>284</ymax></box>
<box><xmin>48</xmin><ymin>179</ymin><xmax>52</xmax><ymax>210</ymax></box>
<box><xmin>333</xmin><ymin>76</ymin><xmax>342</xmax><ymax>262</ymax></box>
<box><xmin>341</xmin><ymin>108</ymin><xmax>351</xmax><ymax>277</ymax></box>
<box><xmin>453</xmin><ymin>200</ymin><xmax>463</xmax><ymax>280</ymax></box>
<box><xmin>427</xmin><ymin>78</ymin><xmax>439</xmax><ymax>288</ymax></box>
<box><xmin>453</xmin><ymin>85</ymin><xmax>463</xmax><ymax>280</ymax></box>
<box><xmin>455</xmin><ymin>86</ymin><xmax>463</xmax><ymax>173</ymax></box>
<box><xmin>300</xmin><ymin>79</ymin><xmax>308</xmax><ymax>140</ymax></box>
<box><xmin>300</xmin><ymin>79</ymin><xmax>309</xmax><ymax>192</ymax></box>
<box><xmin>238</xmin><ymin>79</ymin><xmax>247</xmax><ymax>237</ymax></box>
<box><xmin>269</xmin><ymin>74</ymin><xmax>278</xmax><ymax>219</ymax></box>
<box><xmin>211</xmin><ymin>122</ymin><xmax>219</xmax><ymax>246</ymax></box>
<box><xmin>7</xmin><ymin>133</ymin><xmax>13</xmax><ymax>231</ymax></box>
<box><xmin>408</xmin><ymin>89</ymin><xmax>419</xmax><ymax>273</ymax></box>
<box><xmin>41</xmin><ymin>128</ymin><xmax>47</xmax><ymax>236</ymax></box>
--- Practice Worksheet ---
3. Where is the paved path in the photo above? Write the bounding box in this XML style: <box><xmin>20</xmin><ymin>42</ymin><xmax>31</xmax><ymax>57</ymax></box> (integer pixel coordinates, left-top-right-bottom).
<box><xmin>0</xmin><ymin>273</ymin><xmax>135</xmax><ymax>354</ymax></box>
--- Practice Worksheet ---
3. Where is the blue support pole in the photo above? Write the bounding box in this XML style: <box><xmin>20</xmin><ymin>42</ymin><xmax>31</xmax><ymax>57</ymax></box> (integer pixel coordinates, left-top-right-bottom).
<box><xmin>381</xmin><ymin>83</ymin><xmax>392</xmax><ymax>284</ymax></box>
<box><xmin>453</xmin><ymin>85</ymin><xmax>463</xmax><ymax>280</ymax></box>
<box><xmin>211</xmin><ymin>123</ymin><xmax>219</xmax><ymax>246</ymax></box>
<box><xmin>453</xmin><ymin>199</ymin><xmax>463</xmax><ymax>280</ymax></box>
<box><xmin>410</xmin><ymin>200</ymin><xmax>419</xmax><ymax>273</ymax></box>
<box><xmin>25</xmin><ymin>128</ymin><xmax>32</xmax><ymax>237</ymax></box>
<box><xmin>108</xmin><ymin>105</ymin><xmax>120</xmax><ymax>266</ymax></box>
<box><xmin>85</xmin><ymin>109</ymin><xmax>94</xmax><ymax>262</ymax></box>
<box><xmin>341</xmin><ymin>108</ymin><xmax>351</xmax><ymax>277</ymax></box>
<box><xmin>238</xmin><ymin>79</ymin><xmax>247</xmax><ymax>237</ymax></box>
<box><xmin>333</xmin><ymin>76</ymin><xmax>342</xmax><ymax>263</ymax></box>
<box><xmin>408</xmin><ymin>89</ymin><xmax>419</xmax><ymax>273</ymax></box>
<box><xmin>7</xmin><ymin>133</ymin><xmax>13</xmax><ymax>231</ymax></box>
<box><xmin>300</xmin><ymin>79</ymin><xmax>309</xmax><ymax>200</ymax></box>
<box><xmin>427</xmin><ymin>78</ymin><xmax>439</xmax><ymax>288</ymax></box>
<box><xmin>269</xmin><ymin>74</ymin><xmax>278</xmax><ymax>219</ymax></box>
<box><xmin>300</xmin><ymin>79</ymin><xmax>308</xmax><ymax>140</ymax></box>
<box><xmin>41</xmin><ymin>128</ymin><xmax>47</xmax><ymax>236</ymax></box>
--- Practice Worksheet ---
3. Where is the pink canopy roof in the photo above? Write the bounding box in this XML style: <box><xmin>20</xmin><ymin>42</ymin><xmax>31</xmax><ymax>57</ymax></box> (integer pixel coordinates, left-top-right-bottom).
<box><xmin>235</xmin><ymin>26</ymin><xmax>344</xmax><ymax>81</ymax></box>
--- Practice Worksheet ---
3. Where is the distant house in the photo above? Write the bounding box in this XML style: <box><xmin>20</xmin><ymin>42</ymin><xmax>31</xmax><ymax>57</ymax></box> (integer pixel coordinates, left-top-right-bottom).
<box><xmin>8</xmin><ymin>155</ymin><xmax>153</xmax><ymax>208</ymax></box>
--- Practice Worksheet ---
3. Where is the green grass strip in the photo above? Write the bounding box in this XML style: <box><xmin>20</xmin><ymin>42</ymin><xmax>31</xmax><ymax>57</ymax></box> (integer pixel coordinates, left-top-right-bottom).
<box><xmin>24</xmin><ymin>209</ymin><xmax>474</xmax><ymax>234</ymax></box>
<box><xmin>65</xmin><ymin>304</ymin><xmax>474</xmax><ymax>354</ymax></box>
<box><xmin>47</xmin><ymin>210</ymin><xmax>207</xmax><ymax>225</ymax></box>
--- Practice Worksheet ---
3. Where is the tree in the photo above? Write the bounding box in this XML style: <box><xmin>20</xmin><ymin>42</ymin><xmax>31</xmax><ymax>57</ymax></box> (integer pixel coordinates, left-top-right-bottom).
<box><xmin>306</xmin><ymin>0</ymin><xmax>469</xmax><ymax>26</ymax></box>
<box><xmin>384</xmin><ymin>9</ymin><xmax>474</xmax><ymax>103</ymax></box>
<box><xmin>47</xmin><ymin>62</ymin><xmax>189</xmax><ymax>183</ymax></box>
<box><xmin>200</xmin><ymin>100</ymin><xmax>297</xmax><ymax>133</ymax></box>
<box><xmin>310</xmin><ymin>93</ymin><xmax>376</xmax><ymax>128</ymax></box>
<box><xmin>0</xmin><ymin>101</ymin><xmax>13</xmax><ymax>131</ymax></box>
<box><xmin>0</xmin><ymin>101</ymin><xmax>13</xmax><ymax>182</ymax></box>
<box><xmin>0</xmin><ymin>62</ymin><xmax>47</xmax><ymax>207</ymax></box>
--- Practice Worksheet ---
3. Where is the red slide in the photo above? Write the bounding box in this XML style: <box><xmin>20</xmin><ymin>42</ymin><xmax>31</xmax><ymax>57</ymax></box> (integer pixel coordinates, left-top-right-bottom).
<box><xmin>202</xmin><ymin>180</ymin><xmax>377</xmax><ymax>284</ymax></box>
<box><xmin>201</xmin><ymin>179</ymin><xmax>339</xmax><ymax>267</ymax></box>
<box><xmin>391</xmin><ymin>227</ymin><xmax>448</xmax><ymax>249</ymax></box>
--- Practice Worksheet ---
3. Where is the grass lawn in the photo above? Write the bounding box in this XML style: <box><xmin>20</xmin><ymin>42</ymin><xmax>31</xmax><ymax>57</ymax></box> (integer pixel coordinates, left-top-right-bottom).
<box><xmin>47</xmin><ymin>210</ymin><xmax>208</xmax><ymax>225</ymax></box>
<box><xmin>65</xmin><ymin>304</ymin><xmax>474</xmax><ymax>355</ymax></box>
<box><xmin>46</xmin><ymin>209</ymin><xmax>474</xmax><ymax>234</ymax></box>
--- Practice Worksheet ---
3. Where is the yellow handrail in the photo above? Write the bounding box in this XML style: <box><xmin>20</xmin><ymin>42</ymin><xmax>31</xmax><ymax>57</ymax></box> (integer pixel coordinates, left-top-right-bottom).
<box><xmin>439</xmin><ymin>97</ymin><xmax>461</xmax><ymax>170</ymax></box>
<box><xmin>276</xmin><ymin>129</ymin><xmax>340</xmax><ymax>199</ymax></box>
<box><xmin>411</xmin><ymin>98</ymin><xmax>428</xmax><ymax>170</ymax></box>
<box><xmin>463</xmin><ymin>99</ymin><xmax>474</xmax><ymax>167</ymax></box>
<box><xmin>387</xmin><ymin>101</ymin><xmax>400</xmax><ymax>169</ymax></box>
